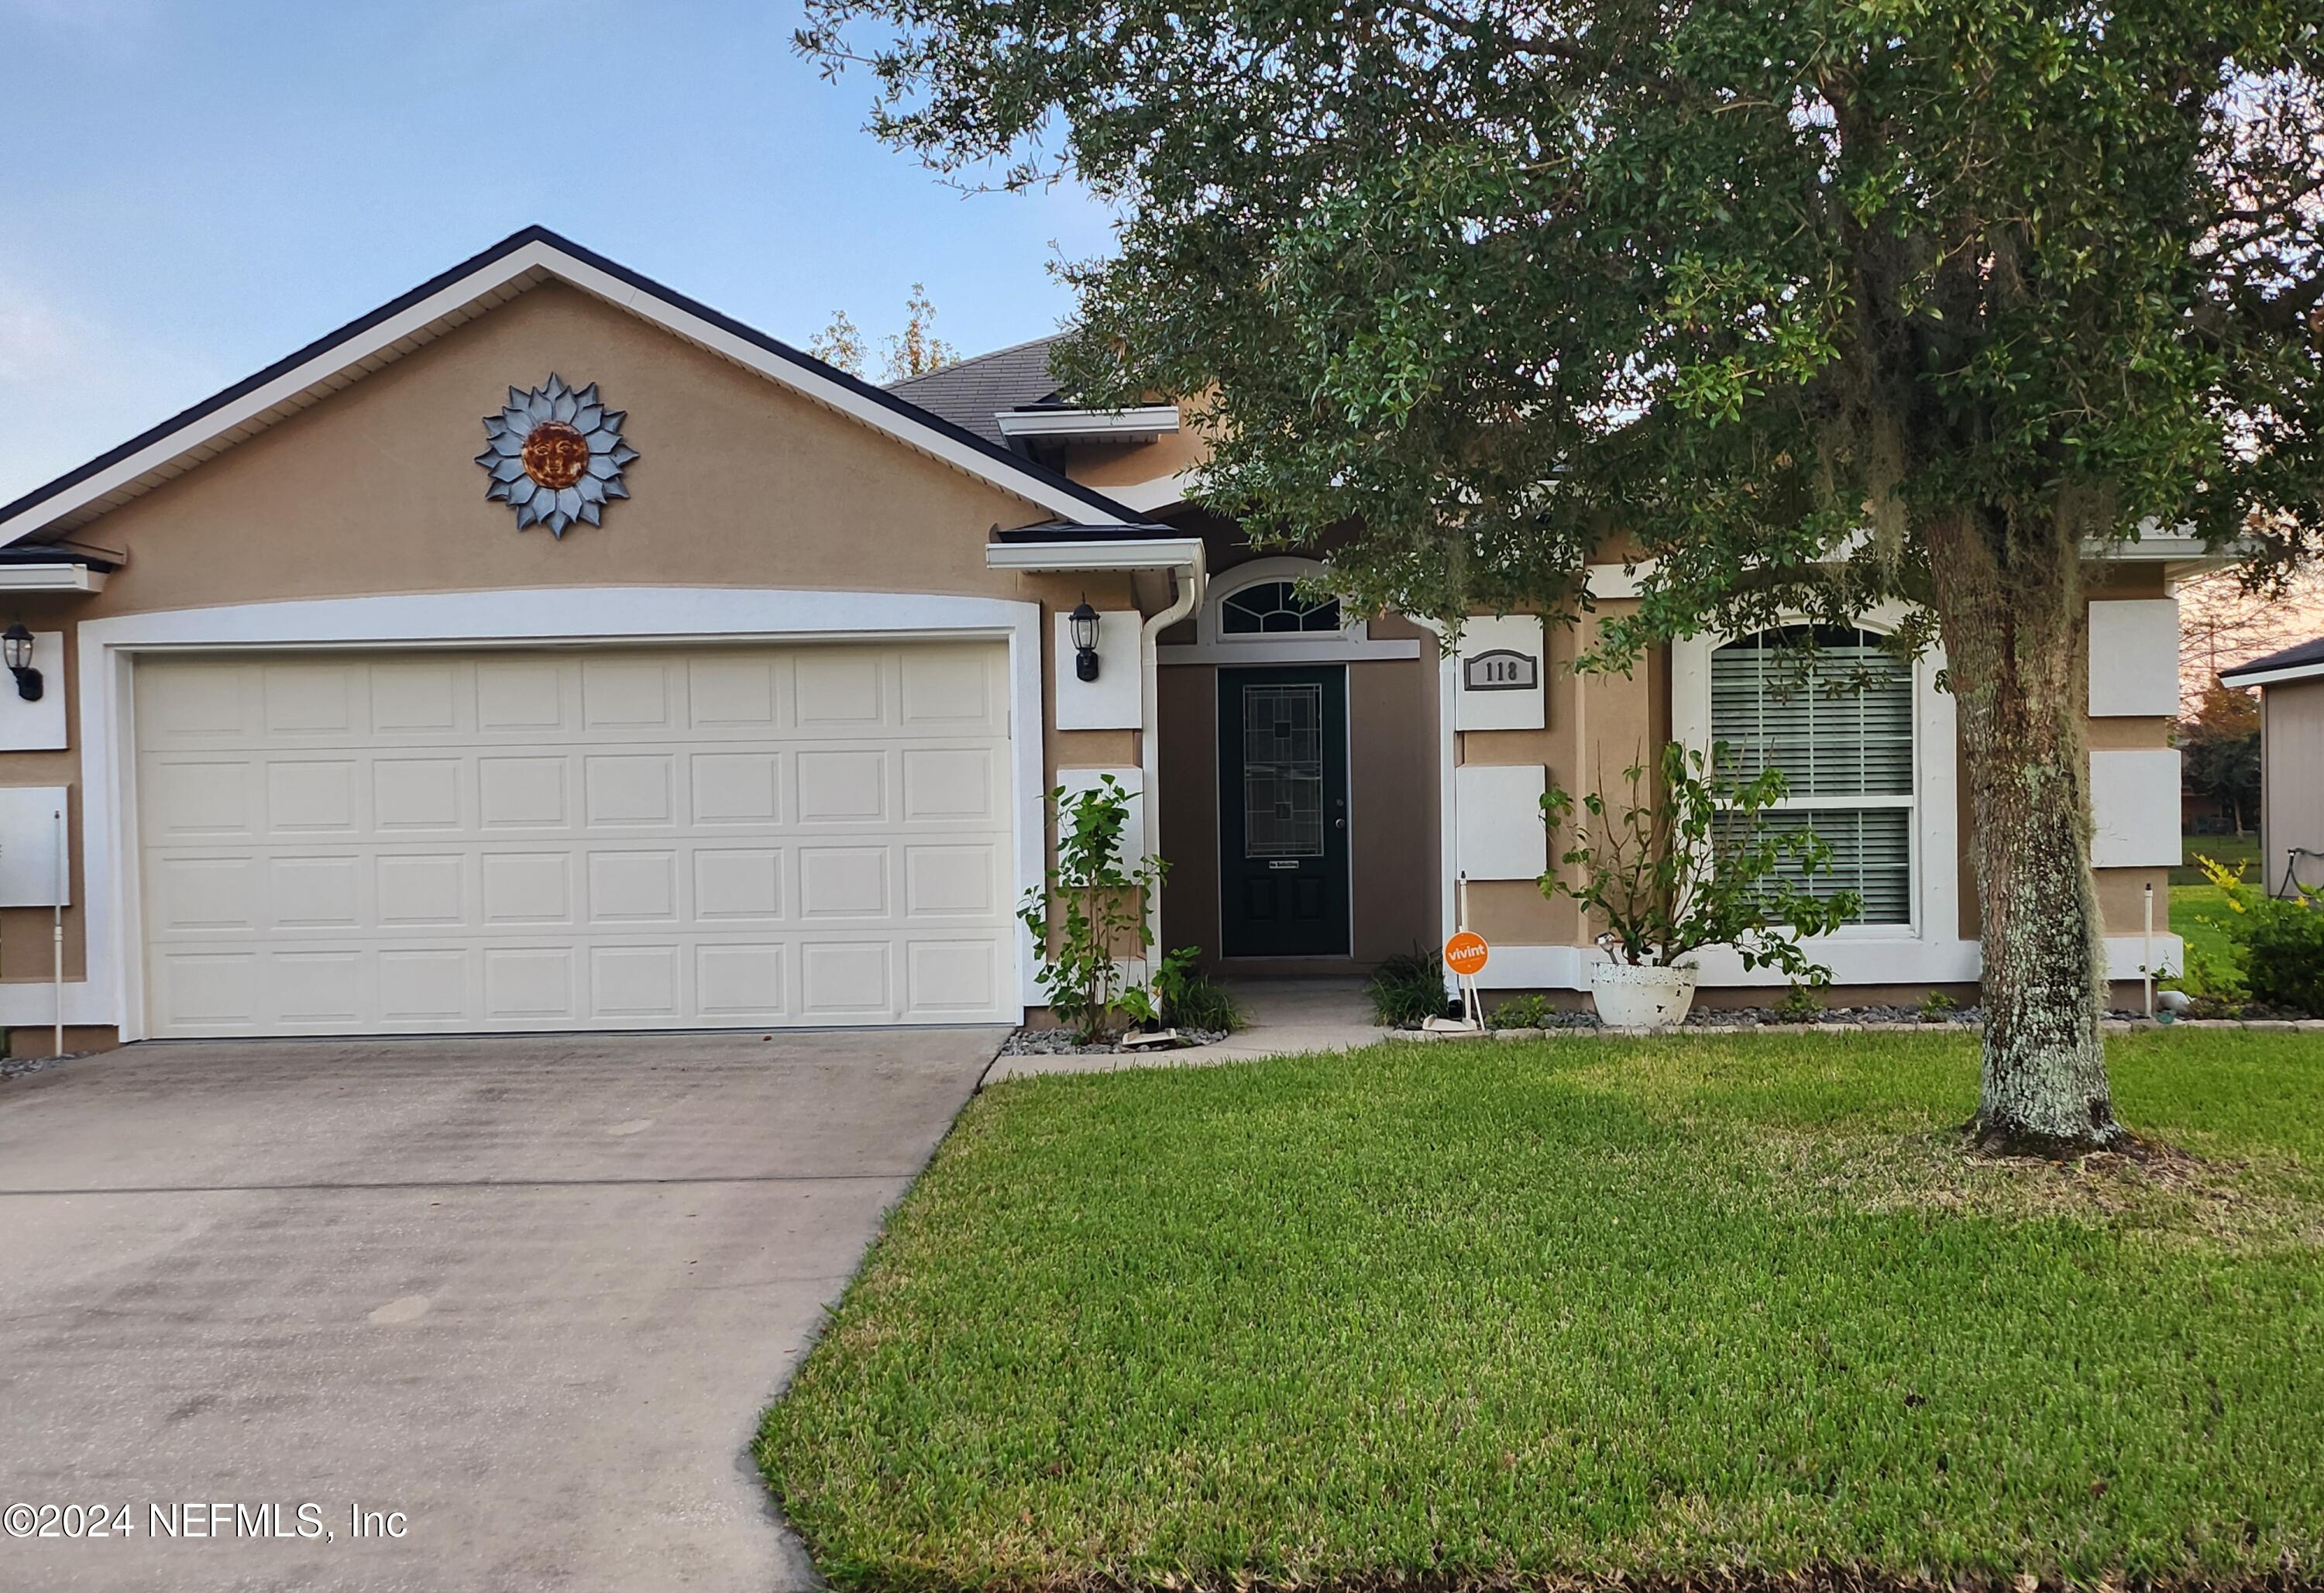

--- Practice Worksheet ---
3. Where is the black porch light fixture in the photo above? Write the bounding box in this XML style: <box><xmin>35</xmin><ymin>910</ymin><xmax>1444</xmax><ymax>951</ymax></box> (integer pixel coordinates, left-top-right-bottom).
<box><xmin>2</xmin><ymin>622</ymin><xmax>41</xmax><ymax>703</ymax></box>
<box><xmin>1068</xmin><ymin>598</ymin><xmax>1102</xmax><ymax>682</ymax></box>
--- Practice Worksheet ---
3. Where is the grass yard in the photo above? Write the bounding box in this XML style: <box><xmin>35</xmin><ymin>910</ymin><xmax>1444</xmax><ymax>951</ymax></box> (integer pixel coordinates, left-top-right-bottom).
<box><xmin>2171</xmin><ymin>883</ymin><xmax>2242</xmax><ymax>978</ymax></box>
<box><xmin>2175</xmin><ymin>832</ymin><xmax>2260</xmax><ymax>887</ymax></box>
<box><xmin>758</xmin><ymin>1032</ymin><xmax>2324</xmax><ymax>1591</ymax></box>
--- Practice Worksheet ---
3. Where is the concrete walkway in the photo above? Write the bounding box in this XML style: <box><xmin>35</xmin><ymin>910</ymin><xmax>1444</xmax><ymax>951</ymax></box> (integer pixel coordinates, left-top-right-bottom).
<box><xmin>985</xmin><ymin>979</ymin><xmax>1389</xmax><ymax>1081</ymax></box>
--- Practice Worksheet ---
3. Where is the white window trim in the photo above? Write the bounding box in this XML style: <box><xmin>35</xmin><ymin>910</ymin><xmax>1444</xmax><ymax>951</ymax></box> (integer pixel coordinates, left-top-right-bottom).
<box><xmin>1171</xmin><ymin>556</ymin><xmax>1420</xmax><ymax>665</ymax></box>
<box><xmin>1669</xmin><ymin>601</ymin><xmax>1968</xmax><ymax>983</ymax></box>
<box><xmin>28</xmin><ymin>587</ymin><xmax>1044</xmax><ymax>1037</ymax></box>
<box><xmin>1195</xmin><ymin>557</ymin><xmax>1370</xmax><ymax>647</ymax></box>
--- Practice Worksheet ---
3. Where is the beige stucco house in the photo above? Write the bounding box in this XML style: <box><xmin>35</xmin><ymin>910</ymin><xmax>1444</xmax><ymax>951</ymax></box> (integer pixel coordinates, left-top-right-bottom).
<box><xmin>0</xmin><ymin>229</ymin><xmax>2200</xmax><ymax>1049</ymax></box>
<box><xmin>2222</xmin><ymin>638</ymin><xmax>2324</xmax><ymax>896</ymax></box>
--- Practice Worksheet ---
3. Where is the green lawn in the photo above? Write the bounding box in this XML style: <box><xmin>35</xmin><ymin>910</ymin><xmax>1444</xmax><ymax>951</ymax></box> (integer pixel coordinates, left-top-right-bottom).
<box><xmin>758</xmin><ymin>1033</ymin><xmax>2324</xmax><ymax>1591</ymax></box>
<box><xmin>2175</xmin><ymin>832</ymin><xmax>2260</xmax><ymax>887</ymax></box>
<box><xmin>2172</xmin><ymin>883</ymin><xmax>2242</xmax><ymax>982</ymax></box>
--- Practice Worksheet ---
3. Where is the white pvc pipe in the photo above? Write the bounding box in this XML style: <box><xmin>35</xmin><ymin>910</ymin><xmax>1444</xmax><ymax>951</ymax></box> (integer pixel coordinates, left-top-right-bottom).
<box><xmin>2142</xmin><ymin>882</ymin><xmax>2154</xmax><ymax>1019</ymax></box>
<box><xmin>53</xmin><ymin>805</ymin><xmax>64</xmax><ymax>1058</ymax></box>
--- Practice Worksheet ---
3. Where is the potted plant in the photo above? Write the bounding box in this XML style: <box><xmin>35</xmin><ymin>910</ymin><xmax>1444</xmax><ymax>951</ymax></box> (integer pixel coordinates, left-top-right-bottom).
<box><xmin>1541</xmin><ymin>742</ymin><xmax>1858</xmax><ymax>1027</ymax></box>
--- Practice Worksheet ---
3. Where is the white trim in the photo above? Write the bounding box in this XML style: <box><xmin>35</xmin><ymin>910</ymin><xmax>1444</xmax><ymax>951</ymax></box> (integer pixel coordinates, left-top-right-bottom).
<box><xmin>1</xmin><ymin>237</ymin><xmax>1136</xmax><ymax>545</ymax></box>
<box><xmin>1584</xmin><ymin>561</ymin><xmax>1659</xmax><ymax>600</ymax></box>
<box><xmin>2223</xmin><ymin>659</ymin><xmax>2324</xmax><ymax>690</ymax></box>
<box><xmin>995</xmin><ymin>405</ymin><xmax>1180</xmax><ymax>440</ymax></box>
<box><xmin>985</xmin><ymin>537</ymin><xmax>1203</xmax><ymax>573</ymax></box>
<box><xmin>0</xmin><ymin>565</ymin><xmax>106</xmax><ymax>592</ymax></box>
<box><xmin>23</xmin><ymin>587</ymin><xmax>1043</xmax><ymax>1037</ymax></box>
<box><xmin>1158</xmin><ymin>637</ymin><xmax>1420</xmax><ymax>666</ymax></box>
<box><xmin>1197</xmin><ymin>556</ymin><xmax>1370</xmax><ymax>647</ymax></box>
<box><xmin>1105</xmin><ymin>470</ymin><xmax>1204</xmax><ymax>514</ymax></box>
<box><xmin>1473</xmin><ymin>935</ymin><xmax>2182</xmax><ymax>990</ymax></box>
<box><xmin>1669</xmin><ymin>602</ymin><xmax>1965</xmax><ymax>965</ymax></box>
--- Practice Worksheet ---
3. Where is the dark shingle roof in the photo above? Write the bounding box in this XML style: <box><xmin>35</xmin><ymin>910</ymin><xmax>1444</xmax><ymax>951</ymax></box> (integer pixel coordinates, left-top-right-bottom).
<box><xmin>886</xmin><ymin>335</ymin><xmax>1064</xmax><ymax>445</ymax></box>
<box><xmin>2221</xmin><ymin>635</ymin><xmax>2324</xmax><ymax>684</ymax></box>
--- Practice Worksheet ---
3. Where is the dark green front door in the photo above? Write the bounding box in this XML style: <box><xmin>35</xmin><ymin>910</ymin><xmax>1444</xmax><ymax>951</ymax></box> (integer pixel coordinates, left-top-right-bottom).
<box><xmin>1219</xmin><ymin>666</ymin><xmax>1350</xmax><ymax>958</ymax></box>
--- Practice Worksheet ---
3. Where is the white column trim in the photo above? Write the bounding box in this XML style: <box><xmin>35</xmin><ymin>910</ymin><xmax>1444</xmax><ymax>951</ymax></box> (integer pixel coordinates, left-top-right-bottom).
<box><xmin>33</xmin><ymin>587</ymin><xmax>1044</xmax><ymax>1037</ymax></box>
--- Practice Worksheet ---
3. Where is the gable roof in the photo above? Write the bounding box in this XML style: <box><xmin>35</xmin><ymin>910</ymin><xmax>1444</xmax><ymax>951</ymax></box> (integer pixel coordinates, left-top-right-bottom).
<box><xmin>0</xmin><ymin>229</ymin><xmax>1156</xmax><ymax>547</ymax></box>
<box><xmin>886</xmin><ymin>335</ymin><xmax>1065</xmax><ymax>446</ymax></box>
<box><xmin>2220</xmin><ymin>635</ymin><xmax>2324</xmax><ymax>689</ymax></box>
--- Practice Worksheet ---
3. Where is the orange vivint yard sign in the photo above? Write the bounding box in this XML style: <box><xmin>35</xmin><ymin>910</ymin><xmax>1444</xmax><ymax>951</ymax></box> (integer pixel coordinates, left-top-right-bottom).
<box><xmin>1443</xmin><ymin>931</ymin><xmax>1490</xmax><ymax>977</ymax></box>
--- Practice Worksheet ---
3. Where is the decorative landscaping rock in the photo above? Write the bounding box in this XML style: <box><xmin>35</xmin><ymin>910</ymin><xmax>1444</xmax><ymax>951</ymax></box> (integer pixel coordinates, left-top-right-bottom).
<box><xmin>1001</xmin><ymin>1026</ymin><xmax>1232</xmax><ymax>1057</ymax></box>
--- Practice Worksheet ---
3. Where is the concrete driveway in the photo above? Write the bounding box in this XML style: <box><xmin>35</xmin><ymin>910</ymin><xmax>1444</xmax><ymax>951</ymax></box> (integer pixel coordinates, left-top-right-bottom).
<box><xmin>0</xmin><ymin>1029</ymin><xmax>997</xmax><ymax>1591</ymax></box>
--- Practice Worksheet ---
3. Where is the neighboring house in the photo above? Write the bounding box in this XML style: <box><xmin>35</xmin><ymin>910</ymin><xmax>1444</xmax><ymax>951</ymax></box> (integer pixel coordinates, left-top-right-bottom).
<box><xmin>0</xmin><ymin>228</ymin><xmax>2203</xmax><ymax>1050</ymax></box>
<box><xmin>2220</xmin><ymin>638</ymin><xmax>2324</xmax><ymax>895</ymax></box>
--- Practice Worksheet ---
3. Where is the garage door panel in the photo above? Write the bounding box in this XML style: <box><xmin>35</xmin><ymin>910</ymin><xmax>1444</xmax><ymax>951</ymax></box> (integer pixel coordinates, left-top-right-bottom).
<box><xmin>583</xmin><ymin>754</ymin><xmax>676</xmax><ymax>827</ymax></box>
<box><xmin>369</xmin><ymin>660</ymin><xmax>464</xmax><ymax>735</ymax></box>
<box><xmin>587</xmin><ymin>850</ymin><xmax>679</xmax><ymax>924</ymax></box>
<box><xmin>262</xmin><ymin>662</ymin><xmax>360</xmax><ymax>737</ymax></box>
<box><xmin>688</xmin><ymin>655</ymin><xmax>782</xmax><ymax>729</ymax></box>
<box><xmin>906</xmin><ymin>939</ymin><xmax>1001</xmax><ymax>1017</ymax></box>
<box><xmin>692</xmin><ymin>752</ymin><xmax>782</xmax><ymax>824</ymax></box>
<box><xmin>145</xmin><ymin>758</ymin><xmax>261</xmax><ymax>840</ymax></box>
<box><xmin>271</xmin><ymin>855</ymin><xmax>364</xmax><ymax>930</ymax></box>
<box><xmin>693</xmin><ymin>848</ymin><xmax>784</xmax><ymax>920</ymax></box>
<box><xmin>377</xmin><ymin>853</ymin><xmax>468</xmax><ymax>927</ymax></box>
<box><xmin>138</xmin><ymin>644</ymin><xmax>1013</xmax><ymax>1036</ymax></box>
<box><xmin>476</xmin><ymin>659</ymin><xmax>569</xmax><ymax>733</ymax></box>
<box><xmin>799</xmin><ymin>941</ymin><xmax>892</xmax><ymax>1017</ymax></box>
<box><xmin>373</xmin><ymin>757</ymin><xmax>466</xmax><ymax>831</ymax></box>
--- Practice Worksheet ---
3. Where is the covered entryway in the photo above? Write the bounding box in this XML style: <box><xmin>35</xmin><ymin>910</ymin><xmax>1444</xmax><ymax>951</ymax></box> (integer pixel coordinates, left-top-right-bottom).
<box><xmin>133</xmin><ymin>641</ymin><xmax>1015</xmax><ymax>1036</ymax></box>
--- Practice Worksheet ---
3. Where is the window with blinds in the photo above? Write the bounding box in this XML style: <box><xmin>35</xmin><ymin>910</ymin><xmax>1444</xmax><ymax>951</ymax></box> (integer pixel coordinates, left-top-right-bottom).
<box><xmin>1710</xmin><ymin>625</ymin><xmax>1914</xmax><ymax>926</ymax></box>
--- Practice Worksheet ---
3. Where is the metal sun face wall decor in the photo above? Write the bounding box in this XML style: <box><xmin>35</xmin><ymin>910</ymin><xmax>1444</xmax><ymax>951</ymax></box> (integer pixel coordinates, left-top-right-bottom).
<box><xmin>475</xmin><ymin>374</ymin><xmax>637</xmax><ymax>535</ymax></box>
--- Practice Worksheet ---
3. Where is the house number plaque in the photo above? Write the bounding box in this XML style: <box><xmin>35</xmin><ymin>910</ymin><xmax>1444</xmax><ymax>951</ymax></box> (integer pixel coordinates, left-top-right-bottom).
<box><xmin>1463</xmin><ymin>649</ymin><xmax>1538</xmax><ymax>692</ymax></box>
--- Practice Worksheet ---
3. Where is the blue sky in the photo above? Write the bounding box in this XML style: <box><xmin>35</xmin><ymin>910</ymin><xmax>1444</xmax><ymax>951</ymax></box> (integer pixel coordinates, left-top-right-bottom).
<box><xmin>0</xmin><ymin>0</ymin><xmax>1111</xmax><ymax>502</ymax></box>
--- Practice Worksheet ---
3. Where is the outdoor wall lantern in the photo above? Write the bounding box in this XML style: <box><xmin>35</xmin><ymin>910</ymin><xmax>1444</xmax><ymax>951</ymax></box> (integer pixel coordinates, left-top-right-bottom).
<box><xmin>3</xmin><ymin>623</ymin><xmax>42</xmax><ymax>702</ymax></box>
<box><xmin>1069</xmin><ymin>599</ymin><xmax>1102</xmax><ymax>682</ymax></box>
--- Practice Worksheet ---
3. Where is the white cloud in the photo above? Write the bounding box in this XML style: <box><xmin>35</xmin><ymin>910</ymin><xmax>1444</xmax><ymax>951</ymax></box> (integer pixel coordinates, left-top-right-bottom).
<box><xmin>0</xmin><ymin>276</ymin><xmax>218</xmax><ymax>504</ymax></box>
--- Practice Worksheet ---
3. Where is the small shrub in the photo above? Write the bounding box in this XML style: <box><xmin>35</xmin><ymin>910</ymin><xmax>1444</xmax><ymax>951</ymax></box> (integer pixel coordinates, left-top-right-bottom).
<box><xmin>2178</xmin><ymin>943</ymin><xmax>2250</xmax><ymax>1005</ymax></box>
<box><xmin>1773</xmin><ymin>982</ymin><xmax>1823</xmax><ymax>1022</ymax></box>
<box><xmin>1368</xmin><ymin>949</ymin><xmax>1450</xmax><ymax>1027</ymax></box>
<box><xmin>1487</xmin><ymin>993</ymin><xmax>1556</xmax><ymax>1030</ymax></box>
<box><xmin>2198</xmin><ymin>856</ymin><xmax>2324</xmax><ymax>1014</ymax></box>
<box><xmin>1540</xmin><ymin>741</ymin><xmax>1855</xmax><ymax>981</ymax></box>
<box><xmin>1018</xmin><ymin>777</ymin><xmax>1167</xmax><ymax>1042</ymax></box>
<box><xmin>1163</xmin><ymin>962</ymin><xmax>1244</xmax><ymax>1032</ymax></box>
<box><xmin>1917</xmin><ymin>989</ymin><xmax>1959</xmax><ymax>1023</ymax></box>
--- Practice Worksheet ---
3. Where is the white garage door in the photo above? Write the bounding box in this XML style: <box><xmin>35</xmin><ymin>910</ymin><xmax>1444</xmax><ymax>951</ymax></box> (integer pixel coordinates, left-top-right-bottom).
<box><xmin>134</xmin><ymin>642</ymin><xmax>1016</xmax><ymax>1037</ymax></box>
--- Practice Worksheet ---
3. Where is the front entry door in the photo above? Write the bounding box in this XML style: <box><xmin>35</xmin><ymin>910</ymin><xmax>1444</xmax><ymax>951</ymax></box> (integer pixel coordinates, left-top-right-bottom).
<box><xmin>1219</xmin><ymin>666</ymin><xmax>1350</xmax><ymax>958</ymax></box>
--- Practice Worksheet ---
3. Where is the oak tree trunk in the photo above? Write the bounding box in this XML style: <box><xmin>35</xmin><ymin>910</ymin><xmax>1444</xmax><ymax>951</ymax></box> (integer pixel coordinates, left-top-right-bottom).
<box><xmin>1925</xmin><ymin>512</ymin><xmax>2125</xmax><ymax>1152</ymax></box>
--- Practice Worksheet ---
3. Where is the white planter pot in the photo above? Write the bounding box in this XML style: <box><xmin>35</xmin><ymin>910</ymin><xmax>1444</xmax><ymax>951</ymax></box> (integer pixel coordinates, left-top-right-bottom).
<box><xmin>1589</xmin><ymin>962</ymin><xmax>1700</xmax><ymax>1029</ymax></box>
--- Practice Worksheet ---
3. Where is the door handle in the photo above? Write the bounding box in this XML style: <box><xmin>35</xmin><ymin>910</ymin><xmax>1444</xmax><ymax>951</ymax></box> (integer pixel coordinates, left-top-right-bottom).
<box><xmin>1334</xmin><ymin>817</ymin><xmax>1346</xmax><ymax>830</ymax></box>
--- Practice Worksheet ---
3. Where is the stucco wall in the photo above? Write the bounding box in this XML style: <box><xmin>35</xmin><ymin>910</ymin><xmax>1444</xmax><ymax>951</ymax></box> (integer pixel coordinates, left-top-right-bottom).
<box><xmin>0</xmin><ymin>281</ymin><xmax>1146</xmax><ymax>1033</ymax></box>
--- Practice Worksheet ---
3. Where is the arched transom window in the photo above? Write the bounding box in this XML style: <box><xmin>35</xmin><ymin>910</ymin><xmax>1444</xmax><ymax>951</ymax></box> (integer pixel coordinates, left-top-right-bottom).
<box><xmin>1219</xmin><ymin>580</ymin><xmax>1342</xmax><ymax>635</ymax></box>
<box><xmin>1710</xmin><ymin>624</ymin><xmax>1914</xmax><ymax>925</ymax></box>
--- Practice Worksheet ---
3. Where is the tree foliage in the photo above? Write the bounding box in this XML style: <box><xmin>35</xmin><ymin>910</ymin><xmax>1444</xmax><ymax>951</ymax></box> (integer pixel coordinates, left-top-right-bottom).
<box><xmin>2181</xmin><ymin>681</ymin><xmax>2264</xmax><ymax>833</ymax></box>
<box><xmin>802</xmin><ymin>0</ymin><xmax>2324</xmax><ymax>1147</ymax></box>
<box><xmin>806</xmin><ymin>285</ymin><xmax>960</xmax><ymax>381</ymax></box>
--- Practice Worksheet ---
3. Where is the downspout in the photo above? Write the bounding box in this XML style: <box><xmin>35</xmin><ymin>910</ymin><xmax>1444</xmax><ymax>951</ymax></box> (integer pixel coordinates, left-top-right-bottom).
<box><xmin>1141</xmin><ymin>542</ymin><xmax>1207</xmax><ymax>957</ymax></box>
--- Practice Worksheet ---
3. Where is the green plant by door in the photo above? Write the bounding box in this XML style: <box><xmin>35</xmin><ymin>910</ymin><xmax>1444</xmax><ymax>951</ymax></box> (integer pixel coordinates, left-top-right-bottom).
<box><xmin>1018</xmin><ymin>777</ymin><xmax>1169</xmax><ymax>1043</ymax></box>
